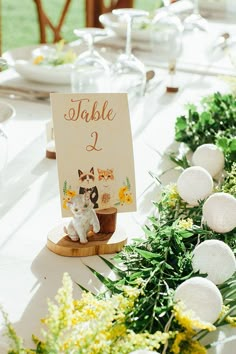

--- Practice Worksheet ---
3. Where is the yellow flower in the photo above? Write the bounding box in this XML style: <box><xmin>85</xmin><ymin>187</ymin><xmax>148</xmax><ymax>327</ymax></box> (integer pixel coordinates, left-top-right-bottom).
<box><xmin>218</xmin><ymin>305</ymin><xmax>236</xmax><ymax>327</ymax></box>
<box><xmin>177</xmin><ymin>218</ymin><xmax>193</xmax><ymax>230</ymax></box>
<box><xmin>33</xmin><ymin>55</ymin><xmax>44</xmax><ymax>65</ymax></box>
<box><xmin>163</xmin><ymin>183</ymin><xmax>180</xmax><ymax>208</ymax></box>
<box><xmin>122</xmin><ymin>285</ymin><xmax>140</xmax><ymax>300</ymax></box>
<box><xmin>226</xmin><ymin>315</ymin><xmax>236</xmax><ymax>327</ymax></box>
<box><xmin>171</xmin><ymin>331</ymin><xmax>207</xmax><ymax>354</ymax></box>
<box><xmin>171</xmin><ymin>331</ymin><xmax>188</xmax><ymax>353</ymax></box>
<box><xmin>173</xmin><ymin>302</ymin><xmax>216</xmax><ymax>332</ymax></box>
<box><xmin>125</xmin><ymin>192</ymin><xmax>133</xmax><ymax>204</ymax></box>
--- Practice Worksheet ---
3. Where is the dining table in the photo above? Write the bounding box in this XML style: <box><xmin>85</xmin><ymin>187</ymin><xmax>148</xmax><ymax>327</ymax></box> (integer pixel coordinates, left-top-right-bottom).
<box><xmin>0</xmin><ymin>8</ymin><xmax>236</xmax><ymax>353</ymax></box>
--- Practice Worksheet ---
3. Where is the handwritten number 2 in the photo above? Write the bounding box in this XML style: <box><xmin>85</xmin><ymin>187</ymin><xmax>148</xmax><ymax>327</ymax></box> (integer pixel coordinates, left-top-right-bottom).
<box><xmin>86</xmin><ymin>131</ymin><xmax>102</xmax><ymax>152</ymax></box>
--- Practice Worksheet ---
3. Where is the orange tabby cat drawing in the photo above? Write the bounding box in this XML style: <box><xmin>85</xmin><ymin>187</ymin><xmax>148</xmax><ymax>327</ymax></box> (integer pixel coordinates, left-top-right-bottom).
<box><xmin>98</xmin><ymin>168</ymin><xmax>115</xmax><ymax>209</ymax></box>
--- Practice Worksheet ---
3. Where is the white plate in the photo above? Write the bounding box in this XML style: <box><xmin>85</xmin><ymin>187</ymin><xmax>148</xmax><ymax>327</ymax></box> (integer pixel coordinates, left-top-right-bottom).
<box><xmin>3</xmin><ymin>44</ymin><xmax>81</xmax><ymax>85</ymax></box>
<box><xmin>99</xmin><ymin>12</ymin><xmax>152</xmax><ymax>42</ymax></box>
<box><xmin>0</xmin><ymin>101</ymin><xmax>15</xmax><ymax>123</ymax></box>
<box><xmin>13</xmin><ymin>60</ymin><xmax>73</xmax><ymax>85</ymax></box>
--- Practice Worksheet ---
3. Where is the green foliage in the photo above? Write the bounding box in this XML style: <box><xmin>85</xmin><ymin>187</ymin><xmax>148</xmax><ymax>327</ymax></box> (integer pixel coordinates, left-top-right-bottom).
<box><xmin>62</xmin><ymin>180</ymin><xmax>67</xmax><ymax>195</ymax></box>
<box><xmin>115</xmin><ymin>223</ymin><xmax>195</xmax><ymax>333</ymax></box>
<box><xmin>175</xmin><ymin>92</ymin><xmax>236</xmax><ymax>169</ymax></box>
<box><xmin>93</xmin><ymin>184</ymin><xmax>236</xmax><ymax>335</ymax></box>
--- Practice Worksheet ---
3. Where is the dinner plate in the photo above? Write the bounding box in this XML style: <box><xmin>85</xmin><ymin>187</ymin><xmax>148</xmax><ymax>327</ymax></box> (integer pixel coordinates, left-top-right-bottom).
<box><xmin>3</xmin><ymin>44</ymin><xmax>81</xmax><ymax>85</ymax></box>
<box><xmin>13</xmin><ymin>60</ymin><xmax>73</xmax><ymax>85</ymax></box>
<box><xmin>0</xmin><ymin>101</ymin><xmax>15</xmax><ymax>123</ymax></box>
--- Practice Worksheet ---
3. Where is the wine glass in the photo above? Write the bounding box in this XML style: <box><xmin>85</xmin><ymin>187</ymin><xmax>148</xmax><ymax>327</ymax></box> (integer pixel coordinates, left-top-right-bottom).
<box><xmin>0</xmin><ymin>59</ymin><xmax>9</xmax><ymax>186</ymax></box>
<box><xmin>0</xmin><ymin>126</ymin><xmax>8</xmax><ymax>183</ymax></box>
<box><xmin>111</xmin><ymin>9</ymin><xmax>149</xmax><ymax>98</ymax></box>
<box><xmin>71</xmin><ymin>28</ymin><xmax>111</xmax><ymax>93</ymax></box>
<box><xmin>183</xmin><ymin>0</ymin><xmax>208</xmax><ymax>32</ymax></box>
<box><xmin>151</xmin><ymin>10</ymin><xmax>183</xmax><ymax>92</ymax></box>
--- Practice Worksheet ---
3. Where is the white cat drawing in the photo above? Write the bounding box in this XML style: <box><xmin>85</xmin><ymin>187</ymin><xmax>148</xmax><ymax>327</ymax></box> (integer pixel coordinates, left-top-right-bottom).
<box><xmin>64</xmin><ymin>192</ymin><xmax>100</xmax><ymax>244</ymax></box>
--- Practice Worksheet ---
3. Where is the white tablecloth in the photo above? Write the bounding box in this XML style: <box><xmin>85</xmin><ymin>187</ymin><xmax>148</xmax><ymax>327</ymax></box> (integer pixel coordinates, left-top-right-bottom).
<box><xmin>0</xmin><ymin>17</ymin><xmax>235</xmax><ymax>352</ymax></box>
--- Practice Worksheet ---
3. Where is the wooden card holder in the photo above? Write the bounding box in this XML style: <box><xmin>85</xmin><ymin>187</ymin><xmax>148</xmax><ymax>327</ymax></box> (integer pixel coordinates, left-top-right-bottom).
<box><xmin>47</xmin><ymin>207</ymin><xmax>127</xmax><ymax>257</ymax></box>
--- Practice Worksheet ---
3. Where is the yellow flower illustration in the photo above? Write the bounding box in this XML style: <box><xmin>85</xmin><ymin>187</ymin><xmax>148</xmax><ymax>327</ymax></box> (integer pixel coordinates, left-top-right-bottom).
<box><xmin>119</xmin><ymin>187</ymin><xmax>127</xmax><ymax>202</ymax></box>
<box><xmin>62</xmin><ymin>189</ymin><xmax>76</xmax><ymax>209</ymax></box>
<box><xmin>117</xmin><ymin>177</ymin><xmax>133</xmax><ymax>206</ymax></box>
<box><xmin>125</xmin><ymin>192</ymin><xmax>133</xmax><ymax>204</ymax></box>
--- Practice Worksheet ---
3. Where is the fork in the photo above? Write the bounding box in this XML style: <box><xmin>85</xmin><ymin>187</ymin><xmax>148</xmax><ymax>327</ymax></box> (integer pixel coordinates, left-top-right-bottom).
<box><xmin>0</xmin><ymin>85</ymin><xmax>51</xmax><ymax>102</ymax></box>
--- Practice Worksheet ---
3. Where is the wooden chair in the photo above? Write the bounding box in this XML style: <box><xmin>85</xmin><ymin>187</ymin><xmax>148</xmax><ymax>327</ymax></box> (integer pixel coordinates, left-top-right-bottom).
<box><xmin>86</xmin><ymin>0</ymin><xmax>134</xmax><ymax>28</ymax></box>
<box><xmin>33</xmin><ymin>0</ymin><xmax>72</xmax><ymax>43</ymax></box>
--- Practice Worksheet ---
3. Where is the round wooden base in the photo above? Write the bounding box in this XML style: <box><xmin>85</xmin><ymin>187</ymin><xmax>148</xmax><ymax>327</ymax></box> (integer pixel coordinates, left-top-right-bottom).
<box><xmin>47</xmin><ymin>222</ymin><xmax>127</xmax><ymax>257</ymax></box>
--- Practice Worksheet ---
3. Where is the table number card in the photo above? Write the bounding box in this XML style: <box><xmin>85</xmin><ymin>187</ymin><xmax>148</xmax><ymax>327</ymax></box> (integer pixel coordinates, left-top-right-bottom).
<box><xmin>51</xmin><ymin>93</ymin><xmax>136</xmax><ymax>217</ymax></box>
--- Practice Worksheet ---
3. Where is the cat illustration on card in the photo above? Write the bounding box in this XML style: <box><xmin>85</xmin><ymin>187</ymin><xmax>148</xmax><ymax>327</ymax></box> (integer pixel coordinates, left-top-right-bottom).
<box><xmin>97</xmin><ymin>168</ymin><xmax>115</xmax><ymax>209</ymax></box>
<box><xmin>78</xmin><ymin>167</ymin><xmax>99</xmax><ymax>208</ymax></box>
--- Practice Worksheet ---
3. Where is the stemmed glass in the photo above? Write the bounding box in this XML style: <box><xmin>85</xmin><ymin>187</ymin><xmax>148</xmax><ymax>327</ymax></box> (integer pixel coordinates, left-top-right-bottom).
<box><xmin>183</xmin><ymin>0</ymin><xmax>208</xmax><ymax>32</ymax></box>
<box><xmin>0</xmin><ymin>126</ymin><xmax>8</xmax><ymax>184</ymax></box>
<box><xmin>0</xmin><ymin>58</ymin><xmax>10</xmax><ymax>186</ymax></box>
<box><xmin>71</xmin><ymin>28</ymin><xmax>111</xmax><ymax>93</ymax></box>
<box><xmin>151</xmin><ymin>10</ymin><xmax>183</xmax><ymax>92</ymax></box>
<box><xmin>111</xmin><ymin>9</ymin><xmax>149</xmax><ymax>97</ymax></box>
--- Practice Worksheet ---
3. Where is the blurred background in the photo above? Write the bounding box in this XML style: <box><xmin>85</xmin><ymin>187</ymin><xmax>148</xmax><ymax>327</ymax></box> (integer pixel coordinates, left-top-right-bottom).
<box><xmin>1</xmin><ymin>0</ymin><xmax>164</xmax><ymax>53</ymax></box>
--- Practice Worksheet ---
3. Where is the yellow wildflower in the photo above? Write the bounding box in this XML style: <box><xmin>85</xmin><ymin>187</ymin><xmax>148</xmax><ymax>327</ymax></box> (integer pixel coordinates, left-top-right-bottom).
<box><xmin>163</xmin><ymin>183</ymin><xmax>179</xmax><ymax>207</ymax></box>
<box><xmin>171</xmin><ymin>331</ymin><xmax>188</xmax><ymax>353</ymax></box>
<box><xmin>173</xmin><ymin>302</ymin><xmax>216</xmax><ymax>332</ymax></box>
<box><xmin>171</xmin><ymin>331</ymin><xmax>207</xmax><ymax>354</ymax></box>
<box><xmin>122</xmin><ymin>285</ymin><xmax>140</xmax><ymax>300</ymax></box>
<box><xmin>226</xmin><ymin>316</ymin><xmax>236</xmax><ymax>327</ymax></box>
<box><xmin>177</xmin><ymin>218</ymin><xmax>193</xmax><ymax>230</ymax></box>
<box><xmin>218</xmin><ymin>304</ymin><xmax>236</xmax><ymax>327</ymax></box>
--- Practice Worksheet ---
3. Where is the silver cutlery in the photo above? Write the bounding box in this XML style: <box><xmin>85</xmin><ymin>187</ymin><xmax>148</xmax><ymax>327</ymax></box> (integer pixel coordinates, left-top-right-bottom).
<box><xmin>0</xmin><ymin>85</ymin><xmax>51</xmax><ymax>102</ymax></box>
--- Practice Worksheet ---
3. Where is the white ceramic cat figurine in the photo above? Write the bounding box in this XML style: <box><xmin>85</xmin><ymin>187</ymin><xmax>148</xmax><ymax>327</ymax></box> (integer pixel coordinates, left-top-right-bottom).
<box><xmin>65</xmin><ymin>192</ymin><xmax>100</xmax><ymax>243</ymax></box>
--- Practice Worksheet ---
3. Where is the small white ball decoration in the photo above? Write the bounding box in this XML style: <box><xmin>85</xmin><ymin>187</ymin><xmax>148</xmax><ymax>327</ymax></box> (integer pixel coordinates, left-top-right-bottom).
<box><xmin>174</xmin><ymin>277</ymin><xmax>223</xmax><ymax>324</ymax></box>
<box><xmin>203</xmin><ymin>192</ymin><xmax>236</xmax><ymax>233</ymax></box>
<box><xmin>177</xmin><ymin>166</ymin><xmax>213</xmax><ymax>206</ymax></box>
<box><xmin>192</xmin><ymin>240</ymin><xmax>236</xmax><ymax>285</ymax></box>
<box><xmin>192</xmin><ymin>144</ymin><xmax>225</xmax><ymax>177</ymax></box>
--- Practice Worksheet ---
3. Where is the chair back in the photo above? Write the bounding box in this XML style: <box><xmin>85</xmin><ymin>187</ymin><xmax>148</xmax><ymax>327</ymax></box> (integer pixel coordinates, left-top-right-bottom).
<box><xmin>86</xmin><ymin>0</ymin><xmax>134</xmax><ymax>28</ymax></box>
<box><xmin>33</xmin><ymin>0</ymin><xmax>72</xmax><ymax>43</ymax></box>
